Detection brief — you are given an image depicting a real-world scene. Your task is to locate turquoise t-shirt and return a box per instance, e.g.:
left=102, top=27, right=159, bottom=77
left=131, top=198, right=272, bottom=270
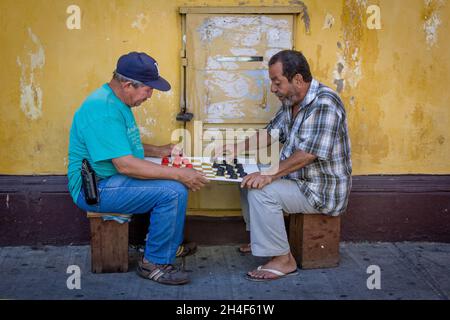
left=67, top=83, right=145, bottom=202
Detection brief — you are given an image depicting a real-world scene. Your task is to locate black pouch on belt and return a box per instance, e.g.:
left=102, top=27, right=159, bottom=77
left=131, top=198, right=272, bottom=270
left=81, top=159, right=99, bottom=205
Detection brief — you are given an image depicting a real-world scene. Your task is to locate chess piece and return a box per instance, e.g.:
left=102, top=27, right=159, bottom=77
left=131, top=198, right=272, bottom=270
left=173, top=155, right=182, bottom=167
left=161, top=157, right=170, bottom=166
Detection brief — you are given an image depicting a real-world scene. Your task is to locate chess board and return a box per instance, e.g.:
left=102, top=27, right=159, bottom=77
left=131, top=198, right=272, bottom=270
left=145, top=156, right=259, bottom=183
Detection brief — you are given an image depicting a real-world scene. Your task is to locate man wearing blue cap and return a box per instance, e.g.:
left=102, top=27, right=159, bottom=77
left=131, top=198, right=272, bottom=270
left=67, top=52, right=209, bottom=285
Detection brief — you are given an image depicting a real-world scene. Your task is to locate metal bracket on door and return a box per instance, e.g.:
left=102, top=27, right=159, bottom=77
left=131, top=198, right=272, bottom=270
left=177, top=14, right=193, bottom=124
left=216, top=56, right=263, bottom=62
left=260, top=83, right=268, bottom=109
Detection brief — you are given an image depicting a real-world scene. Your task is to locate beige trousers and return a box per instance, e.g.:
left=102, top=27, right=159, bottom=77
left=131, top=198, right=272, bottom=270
left=240, top=179, right=320, bottom=257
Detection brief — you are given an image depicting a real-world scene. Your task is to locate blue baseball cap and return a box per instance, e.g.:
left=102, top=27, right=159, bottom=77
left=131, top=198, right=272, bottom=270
left=116, top=52, right=171, bottom=91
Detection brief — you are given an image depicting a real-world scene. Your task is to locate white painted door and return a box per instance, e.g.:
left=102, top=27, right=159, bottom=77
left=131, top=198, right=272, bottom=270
left=184, top=13, right=294, bottom=213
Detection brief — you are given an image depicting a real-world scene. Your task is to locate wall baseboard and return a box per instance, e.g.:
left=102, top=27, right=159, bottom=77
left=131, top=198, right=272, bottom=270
left=1, top=175, right=449, bottom=245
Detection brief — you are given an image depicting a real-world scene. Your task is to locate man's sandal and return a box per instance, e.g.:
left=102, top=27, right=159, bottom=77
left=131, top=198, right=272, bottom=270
left=176, top=242, right=197, bottom=271
left=245, top=265, right=299, bottom=282
left=130, top=242, right=197, bottom=257
left=237, top=243, right=252, bottom=254
left=176, top=242, right=197, bottom=258
left=137, top=259, right=190, bottom=285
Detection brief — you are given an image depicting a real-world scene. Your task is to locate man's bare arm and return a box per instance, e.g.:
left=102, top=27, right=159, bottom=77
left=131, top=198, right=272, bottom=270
left=270, top=149, right=317, bottom=179
left=143, top=143, right=180, bottom=158
left=241, top=149, right=317, bottom=189
left=142, top=144, right=160, bottom=157
left=233, top=130, right=277, bottom=155
left=112, top=155, right=208, bottom=191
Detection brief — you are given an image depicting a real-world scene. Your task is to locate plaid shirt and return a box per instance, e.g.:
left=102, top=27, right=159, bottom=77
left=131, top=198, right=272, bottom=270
left=266, top=79, right=352, bottom=215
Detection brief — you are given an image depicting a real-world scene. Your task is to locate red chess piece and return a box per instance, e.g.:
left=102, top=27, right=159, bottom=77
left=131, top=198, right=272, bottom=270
left=161, top=157, right=170, bottom=165
left=186, top=164, right=193, bottom=169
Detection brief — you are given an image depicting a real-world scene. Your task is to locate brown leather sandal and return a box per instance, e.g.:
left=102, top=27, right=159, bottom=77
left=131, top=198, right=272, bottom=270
left=176, top=242, right=197, bottom=258
left=237, top=243, right=252, bottom=254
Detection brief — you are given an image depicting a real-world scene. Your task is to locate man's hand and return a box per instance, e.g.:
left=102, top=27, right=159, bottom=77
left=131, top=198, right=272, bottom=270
left=240, top=172, right=274, bottom=189
left=178, top=168, right=209, bottom=192
left=158, top=144, right=182, bottom=158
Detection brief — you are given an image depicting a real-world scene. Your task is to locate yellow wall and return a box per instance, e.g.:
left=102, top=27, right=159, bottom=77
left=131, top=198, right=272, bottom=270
left=1, top=0, right=449, bottom=175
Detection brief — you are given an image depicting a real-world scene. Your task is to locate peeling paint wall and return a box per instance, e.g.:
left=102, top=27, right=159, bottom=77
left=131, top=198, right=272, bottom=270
left=423, top=0, right=445, bottom=48
left=0, top=0, right=449, bottom=175
left=302, top=0, right=449, bottom=174
left=0, top=0, right=181, bottom=174
left=17, top=28, right=45, bottom=120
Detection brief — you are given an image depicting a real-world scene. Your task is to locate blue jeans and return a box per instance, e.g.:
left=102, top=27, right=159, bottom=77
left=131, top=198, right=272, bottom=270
left=76, top=174, right=188, bottom=265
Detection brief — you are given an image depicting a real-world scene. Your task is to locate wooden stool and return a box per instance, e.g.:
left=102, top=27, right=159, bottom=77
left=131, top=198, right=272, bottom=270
left=87, top=212, right=130, bottom=273
left=288, top=214, right=341, bottom=269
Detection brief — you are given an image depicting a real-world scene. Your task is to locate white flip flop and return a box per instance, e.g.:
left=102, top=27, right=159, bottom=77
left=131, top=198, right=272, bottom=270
left=245, top=265, right=299, bottom=282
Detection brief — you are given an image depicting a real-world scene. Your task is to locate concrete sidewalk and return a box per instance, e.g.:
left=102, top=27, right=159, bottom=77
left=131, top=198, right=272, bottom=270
left=0, top=242, right=449, bottom=300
